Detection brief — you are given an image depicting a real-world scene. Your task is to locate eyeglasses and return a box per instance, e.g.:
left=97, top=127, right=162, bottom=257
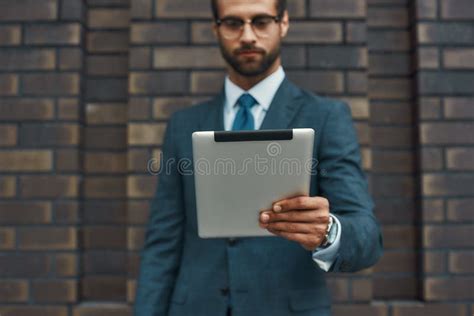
left=215, top=15, right=281, bottom=40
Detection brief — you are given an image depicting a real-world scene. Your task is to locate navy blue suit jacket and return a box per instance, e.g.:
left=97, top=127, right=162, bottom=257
left=135, top=78, right=383, bottom=316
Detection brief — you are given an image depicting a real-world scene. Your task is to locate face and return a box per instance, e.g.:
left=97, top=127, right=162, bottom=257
left=213, top=0, right=289, bottom=78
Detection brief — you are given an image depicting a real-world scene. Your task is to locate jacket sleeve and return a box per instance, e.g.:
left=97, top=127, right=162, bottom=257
left=317, top=101, right=383, bottom=273
left=134, top=113, right=185, bottom=315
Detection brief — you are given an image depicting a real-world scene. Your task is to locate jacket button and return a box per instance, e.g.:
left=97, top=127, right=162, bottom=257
left=220, top=288, right=229, bottom=296
left=227, top=238, right=237, bottom=246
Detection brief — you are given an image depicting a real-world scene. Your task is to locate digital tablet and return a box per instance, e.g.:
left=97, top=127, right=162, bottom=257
left=192, top=128, right=315, bottom=238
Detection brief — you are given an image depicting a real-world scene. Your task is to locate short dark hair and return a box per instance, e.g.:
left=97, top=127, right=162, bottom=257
left=211, top=0, right=287, bottom=21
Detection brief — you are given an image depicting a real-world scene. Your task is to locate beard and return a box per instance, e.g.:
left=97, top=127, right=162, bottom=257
left=219, top=42, right=281, bottom=77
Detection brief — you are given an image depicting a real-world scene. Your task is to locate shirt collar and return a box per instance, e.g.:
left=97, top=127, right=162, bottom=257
left=224, top=66, right=285, bottom=113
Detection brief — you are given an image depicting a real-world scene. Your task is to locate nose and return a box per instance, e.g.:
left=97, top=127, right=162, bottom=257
left=240, top=21, right=257, bottom=43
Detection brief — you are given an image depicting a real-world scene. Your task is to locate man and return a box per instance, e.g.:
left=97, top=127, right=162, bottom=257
left=135, top=0, right=383, bottom=315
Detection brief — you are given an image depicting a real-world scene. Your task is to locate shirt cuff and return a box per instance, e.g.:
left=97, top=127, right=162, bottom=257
left=311, top=214, right=342, bottom=272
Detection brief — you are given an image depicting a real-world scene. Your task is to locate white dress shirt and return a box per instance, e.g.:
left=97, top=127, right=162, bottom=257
left=223, top=66, right=342, bottom=271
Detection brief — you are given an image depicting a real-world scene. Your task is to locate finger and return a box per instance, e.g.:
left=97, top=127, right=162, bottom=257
left=264, top=210, right=329, bottom=224
left=273, top=196, right=329, bottom=213
left=266, top=221, right=326, bottom=234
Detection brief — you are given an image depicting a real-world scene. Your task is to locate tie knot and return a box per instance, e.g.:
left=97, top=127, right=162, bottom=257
left=237, top=93, right=257, bottom=110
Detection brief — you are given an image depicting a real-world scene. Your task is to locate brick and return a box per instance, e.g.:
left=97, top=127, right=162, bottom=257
left=83, top=227, right=126, bottom=249
left=0, top=228, right=15, bottom=249
left=20, top=123, right=80, bottom=146
left=445, top=97, right=474, bottom=118
left=55, top=201, right=79, bottom=224
left=355, top=123, right=370, bottom=145
left=56, top=149, right=80, bottom=171
left=333, top=305, right=387, bottom=316
left=369, top=78, right=412, bottom=100
left=18, top=227, right=77, bottom=250
left=375, top=251, right=415, bottom=273
left=425, top=277, right=474, bottom=300
left=59, top=48, right=82, bottom=70
left=0, top=74, right=18, bottom=96
left=129, top=97, right=152, bottom=120
left=155, top=0, right=211, bottom=18
left=83, top=201, right=127, bottom=224
left=418, top=23, right=474, bottom=44
left=286, top=22, right=342, bottom=43
left=0, top=98, right=54, bottom=120
left=129, top=71, right=187, bottom=95
left=128, top=149, right=153, bottom=172
left=281, top=46, right=306, bottom=68
left=418, top=47, right=439, bottom=69
left=0, top=150, right=52, bottom=172
left=85, top=153, right=126, bottom=174
left=420, top=72, right=474, bottom=94
left=131, top=22, right=187, bottom=44
left=443, top=48, right=474, bottom=69
left=424, top=225, right=474, bottom=248
left=60, top=0, right=83, bottom=20
left=371, top=150, right=414, bottom=173
left=84, top=251, right=127, bottom=274
left=374, top=276, right=417, bottom=299
left=128, top=280, right=136, bottom=303
left=23, top=73, right=80, bottom=96
left=424, top=251, right=447, bottom=273
left=327, top=278, right=349, bottom=302
left=0, top=176, right=15, bottom=197
left=88, top=9, right=129, bottom=29
left=0, top=201, right=51, bottom=224
left=419, top=97, right=441, bottom=119
left=449, top=251, right=474, bottom=274
left=88, top=0, right=129, bottom=5
left=86, top=103, right=127, bottom=124
left=382, top=225, right=416, bottom=248
left=441, top=0, right=474, bottom=19
left=191, top=22, right=216, bottom=44
left=0, top=125, right=17, bottom=146
left=339, top=97, right=369, bottom=119
left=154, top=47, right=224, bottom=69
left=130, top=47, right=152, bottom=69
left=369, top=53, right=410, bottom=75
left=87, top=31, right=129, bottom=53
left=0, top=0, right=57, bottom=21
left=351, top=278, right=372, bottom=301
left=447, top=199, right=474, bottom=222
left=370, top=126, right=413, bottom=148
left=420, top=148, right=443, bottom=171
left=0, top=306, right=68, bottom=316
left=84, top=177, right=126, bottom=198
left=422, top=198, right=445, bottom=222
left=55, top=253, right=78, bottom=277
left=370, top=102, right=413, bottom=124
left=87, top=56, right=128, bottom=76
left=127, top=200, right=150, bottom=224
left=0, top=25, right=21, bottom=45
left=127, top=176, right=155, bottom=198
left=128, top=123, right=166, bottom=145
left=308, top=47, right=367, bottom=69
left=73, top=304, right=132, bottom=316
left=346, top=22, right=366, bottom=43
left=25, top=23, right=81, bottom=45
left=0, top=49, right=55, bottom=70
left=85, top=127, right=126, bottom=150
left=310, top=0, right=366, bottom=18
left=0, top=254, right=51, bottom=277
left=347, top=72, right=367, bottom=93
left=447, top=148, right=474, bottom=171
left=58, top=98, right=79, bottom=120
left=190, top=71, right=225, bottom=94
left=374, top=201, right=415, bottom=225
left=128, top=227, right=145, bottom=251
left=421, top=123, right=474, bottom=145
left=0, top=280, right=28, bottom=302
left=32, top=280, right=77, bottom=303
left=424, top=174, right=474, bottom=196
left=20, top=175, right=79, bottom=198
left=417, top=0, right=437, bottom=19
left=287, top=71, right=344, bottom=94
left=368, top=30, right=410, bottom=52
left=368, top=7, right=408, bottom=27
left=153, top=97, right=200, bottom=119
left=86, top=78, right=128, bottom=102
left=392, top=303, right=467, bottom=316
left=131, top=0, right=152, bottom=19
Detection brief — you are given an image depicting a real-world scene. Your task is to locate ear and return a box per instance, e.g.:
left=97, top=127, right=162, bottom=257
left=279, top=10, right=289, bottom=38
left=212, top=21, right=218, bottom=38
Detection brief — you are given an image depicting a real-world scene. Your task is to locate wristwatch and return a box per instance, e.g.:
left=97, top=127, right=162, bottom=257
left=320, top=215, right=338, bottom=248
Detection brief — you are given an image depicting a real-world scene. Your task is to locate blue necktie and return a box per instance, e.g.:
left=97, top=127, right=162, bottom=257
left=232, top=93, right=257, bottom=131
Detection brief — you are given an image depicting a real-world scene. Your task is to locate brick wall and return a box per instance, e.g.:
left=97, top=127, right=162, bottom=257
left=0, top=0, right=472, bottom=315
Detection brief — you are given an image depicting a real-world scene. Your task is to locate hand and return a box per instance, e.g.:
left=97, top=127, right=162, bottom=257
left=258, top=195, right=330, bottom=251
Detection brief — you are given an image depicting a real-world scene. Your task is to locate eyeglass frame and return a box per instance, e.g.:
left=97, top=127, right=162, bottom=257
left=215, top=14, right=282, bottom=39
